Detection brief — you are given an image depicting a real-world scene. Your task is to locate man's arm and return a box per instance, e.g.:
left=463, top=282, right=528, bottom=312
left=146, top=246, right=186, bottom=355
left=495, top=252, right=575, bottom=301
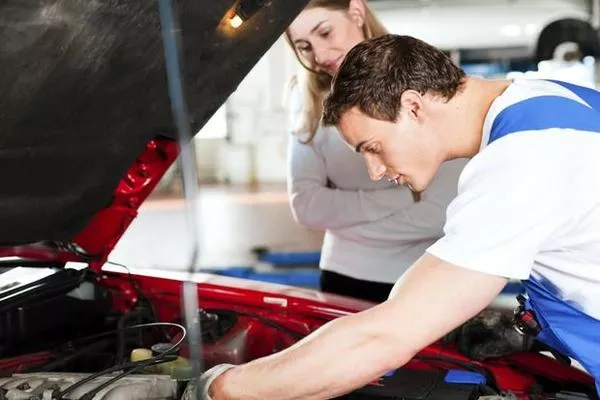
left=209, top=254, right=508, bottom=400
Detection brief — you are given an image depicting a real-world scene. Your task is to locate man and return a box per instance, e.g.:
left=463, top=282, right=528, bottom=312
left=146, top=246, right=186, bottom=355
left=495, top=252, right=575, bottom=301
left=201, top=34, right=600, bottom=399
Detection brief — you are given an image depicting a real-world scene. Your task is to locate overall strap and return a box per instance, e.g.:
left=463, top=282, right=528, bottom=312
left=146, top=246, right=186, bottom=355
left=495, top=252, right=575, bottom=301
left=489, top=80, right=600, bottom=145
left=489, top=95, right=600, bottom=144
left=547, top=79, right=600, bottom=111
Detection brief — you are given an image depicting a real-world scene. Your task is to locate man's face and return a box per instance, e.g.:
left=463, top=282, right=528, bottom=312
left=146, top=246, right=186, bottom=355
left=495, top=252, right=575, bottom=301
left=338, top=106, right=443, bottom=192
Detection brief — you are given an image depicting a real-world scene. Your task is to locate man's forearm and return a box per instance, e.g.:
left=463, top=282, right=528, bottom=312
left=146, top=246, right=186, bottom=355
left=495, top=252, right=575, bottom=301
left=211, top=304, right=412, bottom=400
left=209, top=255, right=508, bottom=400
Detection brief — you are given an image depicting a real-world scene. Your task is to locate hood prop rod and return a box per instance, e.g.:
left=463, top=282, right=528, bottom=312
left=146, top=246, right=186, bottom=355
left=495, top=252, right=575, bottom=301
left=157, top=0, right=203, bottom=397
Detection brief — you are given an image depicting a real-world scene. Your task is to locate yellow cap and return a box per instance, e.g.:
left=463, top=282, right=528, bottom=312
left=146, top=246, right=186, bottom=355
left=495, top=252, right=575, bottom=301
left=130, top=348, right=153, bottom=362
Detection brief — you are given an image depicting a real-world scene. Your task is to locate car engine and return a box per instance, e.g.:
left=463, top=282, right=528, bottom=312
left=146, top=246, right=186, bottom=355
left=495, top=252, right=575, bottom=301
left=0, top=373, right=178, bottom=400
left=0, top=268, right=596, bottom=400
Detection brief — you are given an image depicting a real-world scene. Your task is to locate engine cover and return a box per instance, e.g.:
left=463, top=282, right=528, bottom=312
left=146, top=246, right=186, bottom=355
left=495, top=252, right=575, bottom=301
left=0, top=372, right=178, bottom=400
left=347, top=368, right=484, bottom=400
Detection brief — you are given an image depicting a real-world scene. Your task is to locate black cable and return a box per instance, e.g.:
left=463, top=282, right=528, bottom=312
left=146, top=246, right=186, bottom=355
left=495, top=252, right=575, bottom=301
left=60, top=355, right=178, bottom=400
left=105, top=260, right=168, bottom=342
left=116, top=309, right=146, bottom=365
left=95, top=260, right=172, bottom=362
left=206, top=308, right=305, bottom=340
left=56, top=322, right=186, bottom=399
left=78, top=355, right=179, bottom=400
left=104, top=261, right=139, bottom=364
left=105, top=261, right=143, bottom=297
left=20, top=264, right=157, bottom=373
left=26, top=338, right=115, bottom=373
left=62, top=322, right=183, bottom=350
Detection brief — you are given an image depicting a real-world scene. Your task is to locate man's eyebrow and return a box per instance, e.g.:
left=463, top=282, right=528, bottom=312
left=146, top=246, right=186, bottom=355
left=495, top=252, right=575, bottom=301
left=355, top=140, right=368, bottom=153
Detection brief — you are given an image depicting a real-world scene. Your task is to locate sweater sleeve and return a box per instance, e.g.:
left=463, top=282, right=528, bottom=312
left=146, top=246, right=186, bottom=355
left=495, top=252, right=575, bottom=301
left=329, top=158, right=465, bottom=244
left=286, top=136, right=418, bottom=230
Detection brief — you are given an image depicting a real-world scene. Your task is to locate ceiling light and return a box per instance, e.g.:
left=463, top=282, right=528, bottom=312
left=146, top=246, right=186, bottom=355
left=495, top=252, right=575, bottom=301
left=228, top=0, right=268, bottom=28
left=229, top=14, right=244, bottom=28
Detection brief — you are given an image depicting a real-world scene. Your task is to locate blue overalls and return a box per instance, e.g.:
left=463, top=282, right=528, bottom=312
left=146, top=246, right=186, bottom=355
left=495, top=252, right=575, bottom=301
left=488, top=80, right=600, bottom=393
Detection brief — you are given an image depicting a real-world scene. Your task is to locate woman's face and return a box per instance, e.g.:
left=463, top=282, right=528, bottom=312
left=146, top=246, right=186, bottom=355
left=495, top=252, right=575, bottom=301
left=288, top=5, right=365, bottom=76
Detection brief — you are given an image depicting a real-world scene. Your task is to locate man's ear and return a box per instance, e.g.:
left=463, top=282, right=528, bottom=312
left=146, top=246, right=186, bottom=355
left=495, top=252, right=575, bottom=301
left=348, top=0, right=366, bottom=27
left=400, top=90, right=424, bottom=121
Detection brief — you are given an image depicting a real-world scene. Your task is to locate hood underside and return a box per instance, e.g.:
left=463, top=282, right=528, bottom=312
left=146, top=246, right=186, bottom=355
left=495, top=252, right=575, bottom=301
left=0, top=0, right=307, bottom=249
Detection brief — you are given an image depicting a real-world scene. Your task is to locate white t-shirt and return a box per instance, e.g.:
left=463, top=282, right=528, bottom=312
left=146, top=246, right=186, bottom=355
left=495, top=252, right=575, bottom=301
left=427, top=79, right=600, bottom=319
left=287, top=85, right=466, bottom=284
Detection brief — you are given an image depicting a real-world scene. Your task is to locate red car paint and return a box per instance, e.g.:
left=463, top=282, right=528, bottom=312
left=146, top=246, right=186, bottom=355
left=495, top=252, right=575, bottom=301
left=74, top=137, right=180, bottom=266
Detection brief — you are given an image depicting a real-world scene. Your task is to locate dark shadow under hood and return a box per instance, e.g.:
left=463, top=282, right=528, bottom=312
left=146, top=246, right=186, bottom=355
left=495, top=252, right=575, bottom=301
left=0, top=0, right=308, bottom=247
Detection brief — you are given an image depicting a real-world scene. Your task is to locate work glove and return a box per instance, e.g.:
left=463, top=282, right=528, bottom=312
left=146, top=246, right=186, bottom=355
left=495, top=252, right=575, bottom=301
left=182, top=364, right=236, bottom=400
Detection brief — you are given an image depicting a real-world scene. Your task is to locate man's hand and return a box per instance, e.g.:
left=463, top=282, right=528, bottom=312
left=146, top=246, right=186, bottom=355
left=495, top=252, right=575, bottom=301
left=205, top=254, right=508, bottom=400
left=198, top=364, right=235, bottom=400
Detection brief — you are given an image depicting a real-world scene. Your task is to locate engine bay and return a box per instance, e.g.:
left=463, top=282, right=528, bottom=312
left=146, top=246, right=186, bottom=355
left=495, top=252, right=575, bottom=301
left=0, top=266, right=596, bottom=400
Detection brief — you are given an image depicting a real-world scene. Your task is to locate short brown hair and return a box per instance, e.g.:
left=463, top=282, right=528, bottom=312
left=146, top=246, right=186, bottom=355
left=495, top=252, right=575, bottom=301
left=323, top=34, right=465, bottom=126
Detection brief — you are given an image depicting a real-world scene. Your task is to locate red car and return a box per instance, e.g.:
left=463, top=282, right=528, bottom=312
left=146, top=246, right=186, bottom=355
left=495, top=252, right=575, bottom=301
left=0, top=1, right=596, bottom=399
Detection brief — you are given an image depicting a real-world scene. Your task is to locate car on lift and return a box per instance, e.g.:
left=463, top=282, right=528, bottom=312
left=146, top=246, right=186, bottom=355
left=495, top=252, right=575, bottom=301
left=0, top=1, right=597, bottom=399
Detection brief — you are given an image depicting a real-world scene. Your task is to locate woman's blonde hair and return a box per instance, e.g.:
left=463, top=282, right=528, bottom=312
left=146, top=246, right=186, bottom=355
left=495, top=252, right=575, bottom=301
left=284, top=0, right=387, bottom=143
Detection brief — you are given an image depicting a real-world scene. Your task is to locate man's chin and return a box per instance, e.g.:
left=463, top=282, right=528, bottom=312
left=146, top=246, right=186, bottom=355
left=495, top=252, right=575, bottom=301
left=408, top=178, right=432, bottom=193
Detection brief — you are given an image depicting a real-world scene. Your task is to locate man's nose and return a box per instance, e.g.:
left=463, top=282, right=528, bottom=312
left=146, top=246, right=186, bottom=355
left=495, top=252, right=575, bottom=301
left=365, top=155, right=386, bottom=181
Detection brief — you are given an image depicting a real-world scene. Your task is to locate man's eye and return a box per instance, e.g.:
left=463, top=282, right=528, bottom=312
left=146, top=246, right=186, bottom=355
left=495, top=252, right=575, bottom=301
left=365, top=147, right=380, bottom=154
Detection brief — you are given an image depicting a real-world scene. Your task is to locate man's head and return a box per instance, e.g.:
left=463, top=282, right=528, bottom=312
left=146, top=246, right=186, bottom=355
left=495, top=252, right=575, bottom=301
left=323, top=34, right=466, bottom=191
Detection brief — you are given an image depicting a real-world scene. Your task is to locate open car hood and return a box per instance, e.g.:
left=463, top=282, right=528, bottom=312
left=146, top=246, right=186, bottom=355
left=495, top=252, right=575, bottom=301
left=0, top=0, right=308, bottom=266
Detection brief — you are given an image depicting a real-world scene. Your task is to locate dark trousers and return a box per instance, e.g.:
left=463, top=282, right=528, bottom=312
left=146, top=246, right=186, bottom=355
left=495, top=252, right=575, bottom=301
left=320, top=270, right=394, bottom=304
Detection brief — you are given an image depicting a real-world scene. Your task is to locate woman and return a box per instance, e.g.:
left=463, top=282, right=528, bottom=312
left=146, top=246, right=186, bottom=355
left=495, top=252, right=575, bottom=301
left=284, top=0, right=466, bottom=303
